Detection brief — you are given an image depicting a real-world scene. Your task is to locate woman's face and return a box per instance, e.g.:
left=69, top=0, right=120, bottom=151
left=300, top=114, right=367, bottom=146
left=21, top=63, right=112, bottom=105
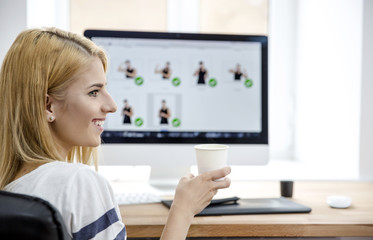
left=50, top=57, right=117, bottom=154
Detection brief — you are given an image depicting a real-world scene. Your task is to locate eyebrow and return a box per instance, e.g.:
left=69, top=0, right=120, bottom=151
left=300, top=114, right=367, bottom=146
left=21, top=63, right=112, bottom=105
left=87, top=83, right=106, bottom=89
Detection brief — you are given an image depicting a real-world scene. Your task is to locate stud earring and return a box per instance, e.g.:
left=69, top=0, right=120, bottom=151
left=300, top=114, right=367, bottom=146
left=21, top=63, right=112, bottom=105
left=49, top=116, right=55, bottom=121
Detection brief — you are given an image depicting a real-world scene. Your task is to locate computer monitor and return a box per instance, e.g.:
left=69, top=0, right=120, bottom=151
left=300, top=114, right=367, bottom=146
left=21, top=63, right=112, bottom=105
left=84, top=30, right=269, bottom=190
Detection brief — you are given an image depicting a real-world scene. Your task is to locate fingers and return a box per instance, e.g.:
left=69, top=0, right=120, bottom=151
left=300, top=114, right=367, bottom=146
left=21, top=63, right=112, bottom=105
left=179, top=173, right=195, bottom=183
left=213, top=177, right=231, bottom=189
left=203, top=166, right=231, bottom=181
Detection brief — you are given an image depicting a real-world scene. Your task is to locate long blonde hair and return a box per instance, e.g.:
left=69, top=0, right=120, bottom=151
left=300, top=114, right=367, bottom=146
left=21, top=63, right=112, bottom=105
left=0, top=28, right=107, bottom=189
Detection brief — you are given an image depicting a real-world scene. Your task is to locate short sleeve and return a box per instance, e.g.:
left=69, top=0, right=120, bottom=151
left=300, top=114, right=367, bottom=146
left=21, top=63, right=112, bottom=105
left=62, top=166, right=126, bottom=240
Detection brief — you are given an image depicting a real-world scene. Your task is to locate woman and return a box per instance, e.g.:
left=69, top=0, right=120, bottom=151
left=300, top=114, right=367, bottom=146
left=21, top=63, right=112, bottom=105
left=122, top=99, right=133, bottom=124
left=118, top=60, right=137, bottom=79
left=155, top=61, right=172, bottom=79
left=159, top=100, right=171, bottom=125
left=0, top=28, right=231, bottom=239
left=229, top=63, right=248, bottom=81
left=193, top=61, right=208, bottom=85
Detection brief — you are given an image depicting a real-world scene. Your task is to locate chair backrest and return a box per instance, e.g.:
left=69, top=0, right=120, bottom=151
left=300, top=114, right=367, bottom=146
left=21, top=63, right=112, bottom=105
left=0, top=190, right=71, bottom=240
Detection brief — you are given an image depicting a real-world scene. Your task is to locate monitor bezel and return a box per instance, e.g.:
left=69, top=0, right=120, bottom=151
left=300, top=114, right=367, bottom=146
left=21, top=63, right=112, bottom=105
left=84, top=30, right=268, bottom=145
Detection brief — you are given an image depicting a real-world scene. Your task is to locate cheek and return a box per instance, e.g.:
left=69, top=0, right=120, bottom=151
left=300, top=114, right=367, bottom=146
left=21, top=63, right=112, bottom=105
left=60, top=101, right=93, bottom=130
left=70, top=104, right=94, bottom=127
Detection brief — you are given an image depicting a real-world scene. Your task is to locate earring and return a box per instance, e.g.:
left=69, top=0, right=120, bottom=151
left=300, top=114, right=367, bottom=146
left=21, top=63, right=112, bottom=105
left=49, top=116, right=55, bottom=122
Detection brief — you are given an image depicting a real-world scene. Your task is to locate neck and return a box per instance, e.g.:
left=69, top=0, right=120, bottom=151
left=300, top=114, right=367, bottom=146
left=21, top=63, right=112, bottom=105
left=51, top=135, right=70, bottom=160
left=13, top=162, right=44, bottom=181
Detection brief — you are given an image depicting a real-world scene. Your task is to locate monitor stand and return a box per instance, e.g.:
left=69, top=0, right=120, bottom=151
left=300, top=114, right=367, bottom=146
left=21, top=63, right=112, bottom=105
left=149, top=166, right=191, bottom=194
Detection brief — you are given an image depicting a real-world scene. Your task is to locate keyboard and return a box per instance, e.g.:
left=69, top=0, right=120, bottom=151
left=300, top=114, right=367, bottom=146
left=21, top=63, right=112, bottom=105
left=114, top=191, right=162, bottom=205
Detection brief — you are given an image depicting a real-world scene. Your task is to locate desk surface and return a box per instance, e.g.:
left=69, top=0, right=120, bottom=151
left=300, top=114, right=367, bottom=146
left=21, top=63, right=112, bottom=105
left=117, top=181, right=373, bottom=238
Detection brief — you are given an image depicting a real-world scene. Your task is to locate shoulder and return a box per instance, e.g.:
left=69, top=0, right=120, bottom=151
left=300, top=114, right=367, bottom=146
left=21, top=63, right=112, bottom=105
left=5, top=161, right=97, bottom=192
left=40, top=161, right=108, bottom=188
left=20, top=161, right=115, bottom=211
left=38, top=160, right=91, bottom=174
left=49, top=162, right=113, bottom=202
left=38, top=162, right=114, bottom=206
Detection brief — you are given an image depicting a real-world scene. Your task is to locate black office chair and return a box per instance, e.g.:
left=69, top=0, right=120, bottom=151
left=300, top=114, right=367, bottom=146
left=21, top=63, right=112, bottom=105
left=0, top=190, right=71, bottom=240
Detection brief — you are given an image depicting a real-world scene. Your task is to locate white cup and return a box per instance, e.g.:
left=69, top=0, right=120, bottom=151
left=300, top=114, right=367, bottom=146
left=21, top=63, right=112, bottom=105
left=194, top=144, right=229, bottom=176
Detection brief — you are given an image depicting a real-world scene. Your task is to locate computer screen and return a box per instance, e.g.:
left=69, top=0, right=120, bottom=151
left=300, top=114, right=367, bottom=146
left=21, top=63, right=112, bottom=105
left=84, top=30, right=269, bottom=188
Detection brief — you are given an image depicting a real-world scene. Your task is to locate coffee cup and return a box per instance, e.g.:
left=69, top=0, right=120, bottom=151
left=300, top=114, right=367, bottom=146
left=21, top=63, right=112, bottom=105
left=194, top=144, right=229, bottom=176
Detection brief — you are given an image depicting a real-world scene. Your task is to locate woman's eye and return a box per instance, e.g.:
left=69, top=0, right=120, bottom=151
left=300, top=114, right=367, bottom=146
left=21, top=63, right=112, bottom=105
left=88, top=90, right=99, bottom=97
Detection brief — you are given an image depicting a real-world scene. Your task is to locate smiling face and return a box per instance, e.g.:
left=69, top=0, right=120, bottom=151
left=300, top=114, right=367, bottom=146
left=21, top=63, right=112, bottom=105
left=49, top=57, right=117, bottom=156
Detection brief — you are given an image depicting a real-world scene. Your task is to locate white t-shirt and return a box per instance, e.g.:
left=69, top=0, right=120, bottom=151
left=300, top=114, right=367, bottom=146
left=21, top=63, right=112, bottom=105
left=4, top=161, right=126, bottom=240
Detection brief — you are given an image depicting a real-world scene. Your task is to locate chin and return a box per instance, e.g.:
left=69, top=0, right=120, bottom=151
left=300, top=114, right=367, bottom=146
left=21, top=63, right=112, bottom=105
left=88, top=143, right=101, bottom=148
left=91, top=140, right=101, bottom=147
left=86, top=137, right=101, bottom=148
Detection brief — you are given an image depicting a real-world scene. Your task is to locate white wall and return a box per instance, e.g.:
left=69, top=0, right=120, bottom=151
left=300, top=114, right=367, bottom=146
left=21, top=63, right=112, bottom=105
left=359, top=0, right=373, bottom=181
left=294, top=0, right=362, bottom=179
left=27, top=0, right=69, bottom=30
left=268, top=0, right=298, bottom=160
left=0, top=0, right=27, bottom=64
left=0, top=0, right=69, bottom=65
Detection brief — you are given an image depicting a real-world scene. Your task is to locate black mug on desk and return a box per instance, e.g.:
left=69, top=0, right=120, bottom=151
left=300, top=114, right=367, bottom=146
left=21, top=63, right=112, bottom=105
left=280, top=180, right=294, bottom=198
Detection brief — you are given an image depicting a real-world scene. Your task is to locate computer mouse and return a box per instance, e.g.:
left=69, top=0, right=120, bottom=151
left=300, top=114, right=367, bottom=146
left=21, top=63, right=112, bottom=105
left=327, top=195, right=351, bottom=208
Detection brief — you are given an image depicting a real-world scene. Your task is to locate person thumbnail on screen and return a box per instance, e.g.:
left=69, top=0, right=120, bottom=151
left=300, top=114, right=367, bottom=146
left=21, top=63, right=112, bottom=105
left=118, top=60, right=137, bottom=79
left=159, top=100, right=171, bottom=125
left=155, top=61, right=172, bottom=79
left=229, top=63, right=248, bottom=81
left=193, top=61, right=208, bottom=85
left=122, top=99, right=133, bottom=124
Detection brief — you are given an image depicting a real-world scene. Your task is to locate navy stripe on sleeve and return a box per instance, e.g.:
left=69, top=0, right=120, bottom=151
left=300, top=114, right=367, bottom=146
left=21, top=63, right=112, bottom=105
left=72, top=208, right=119, bottom=240
left=114, top=227, right=126, bottom=240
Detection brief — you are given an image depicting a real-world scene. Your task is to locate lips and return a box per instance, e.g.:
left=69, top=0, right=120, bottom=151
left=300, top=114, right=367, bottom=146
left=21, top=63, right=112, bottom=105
left=93, top=119, right=105, bottom=127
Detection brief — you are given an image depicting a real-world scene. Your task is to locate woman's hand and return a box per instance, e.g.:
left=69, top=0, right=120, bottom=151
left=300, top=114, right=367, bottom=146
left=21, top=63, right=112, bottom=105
left=160, top=167, right=231, bottom=240
left=172, top=166, right=231, bottom=219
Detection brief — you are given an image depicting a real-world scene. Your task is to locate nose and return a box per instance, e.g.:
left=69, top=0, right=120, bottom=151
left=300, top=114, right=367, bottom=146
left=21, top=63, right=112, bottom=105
left=102, top=92, right=117, bottom=113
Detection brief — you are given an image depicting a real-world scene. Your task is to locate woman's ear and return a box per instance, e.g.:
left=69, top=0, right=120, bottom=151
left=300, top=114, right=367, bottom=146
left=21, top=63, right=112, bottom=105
left=45, top=94, right=55, bottom=122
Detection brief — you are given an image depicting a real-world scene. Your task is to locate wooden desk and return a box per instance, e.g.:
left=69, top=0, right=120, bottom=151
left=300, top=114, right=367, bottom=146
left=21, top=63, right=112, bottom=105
left=118, top=181, right=373, bottom=238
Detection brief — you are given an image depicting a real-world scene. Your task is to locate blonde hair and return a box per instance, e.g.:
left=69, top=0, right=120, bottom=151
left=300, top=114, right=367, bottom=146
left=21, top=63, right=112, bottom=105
left=0, top=27, right=107, bottom=189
